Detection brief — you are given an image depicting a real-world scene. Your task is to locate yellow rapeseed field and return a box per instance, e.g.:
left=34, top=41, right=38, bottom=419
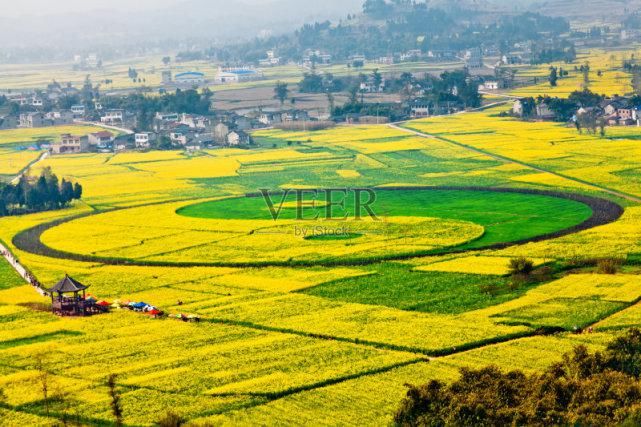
left=2, top=50, right=641, bottom=424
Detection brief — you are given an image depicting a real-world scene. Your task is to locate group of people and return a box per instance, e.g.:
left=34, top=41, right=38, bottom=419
left=1, top=247, right=45, bottom=295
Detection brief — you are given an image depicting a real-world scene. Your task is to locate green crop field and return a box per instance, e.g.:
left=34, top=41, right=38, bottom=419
left=178, top=188, right=594, bottom=254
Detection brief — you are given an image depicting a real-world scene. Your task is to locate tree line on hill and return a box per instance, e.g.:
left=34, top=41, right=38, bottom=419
left=0, top=168, right=82, bottom=217
left=395, top=328, right=641, bottom=426
left=193, top=1, right=572, bottom=66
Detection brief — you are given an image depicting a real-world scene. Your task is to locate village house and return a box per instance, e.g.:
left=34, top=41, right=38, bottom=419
left=31, top=97, right=44, bottom=107
left=257, top=112, right=282, bottom=126
left=45, top=111, right=74, bottom=125
left=135, top=132, right=156, bottom=149
left=536, top=102, right=555, bottom=120
left=227, top=130, right=251, bottom=146
left=400, top=50, right=422, bottom=62
left=180, top=114, right=211, bottom=130
left=360, top=76, right=386, bottom=93
left=19, top=112, right=46, bottom=128
left=101, top=109, right=124, bottom=125
left=478, top=81, right=500, bottom=91
left=302, top=50, right=332, bottom=67
left=88, top=131, right=115, bottom=147
left=464, top=48, right=484, bottom=69
left=213, top=123, right=230, bottom=143
left=153, top=112, right=181, bottom=132
left=71, top=104, right=86, bottom=117
left=52, top=134, right=88, bottom=154
left=259, top=50, right=281, bottom=67
left=378, top=56, right=395, bottom=65
left=409, top=100, right=430, bottom=118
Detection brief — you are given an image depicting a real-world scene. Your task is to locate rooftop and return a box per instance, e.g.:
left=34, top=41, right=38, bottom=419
left=47, top=275, right=89, bottom=294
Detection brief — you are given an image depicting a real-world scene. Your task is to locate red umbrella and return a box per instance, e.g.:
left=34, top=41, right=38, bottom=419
left=97, top=301, right=111, bottom=307
left=149, top=309, right=162, bottom=316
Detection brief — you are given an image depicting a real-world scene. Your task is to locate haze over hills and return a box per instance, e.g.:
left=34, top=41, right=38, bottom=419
left=0, top=0, right=362, bottom=50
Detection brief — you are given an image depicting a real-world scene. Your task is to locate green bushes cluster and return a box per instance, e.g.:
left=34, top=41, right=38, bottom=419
left=395, top=329, right=641, bottom=426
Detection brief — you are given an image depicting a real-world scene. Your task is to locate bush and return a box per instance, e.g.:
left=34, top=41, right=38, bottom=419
left=508, top=257, right=535, bottom=276
left=156, top=411, right=184, bottom=427
left=394, top=329, right=641, bottom=427
left=598, top=258, right=623, bottom=274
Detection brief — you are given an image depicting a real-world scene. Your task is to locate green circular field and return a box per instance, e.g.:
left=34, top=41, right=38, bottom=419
left=178, top=188, right=594, bottom=253
left=18, top=187, right=609, bottom=267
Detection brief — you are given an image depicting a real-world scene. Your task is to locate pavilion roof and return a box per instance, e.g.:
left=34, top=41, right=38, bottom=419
left=47, top=275, right=89, bottom=294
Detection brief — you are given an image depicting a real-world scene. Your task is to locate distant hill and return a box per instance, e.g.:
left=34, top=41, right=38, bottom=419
left=0, top=0, right=362, bottom=50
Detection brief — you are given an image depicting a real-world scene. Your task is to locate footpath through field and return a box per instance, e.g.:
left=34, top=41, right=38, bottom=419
left=0, top=241, right=46, bottom=296
left=389, top=123, right=641, bottom=204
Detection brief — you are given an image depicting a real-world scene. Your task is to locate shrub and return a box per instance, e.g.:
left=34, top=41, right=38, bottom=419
left=156, top=411, right=184, bottom=427
left=597, top=258, right=623, bottom=274
left=394, top=329, right=641, bottom=427
left=508, top=257, right=535, bottom=276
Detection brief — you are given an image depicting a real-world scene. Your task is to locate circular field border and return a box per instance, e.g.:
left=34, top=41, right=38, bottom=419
left=13, top=186, right=624, bottom=268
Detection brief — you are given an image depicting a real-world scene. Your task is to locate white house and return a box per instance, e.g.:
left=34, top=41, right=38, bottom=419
left=478, top=81, right=499, bottom=91
left=88, top=131, right=115, bottom=147
left=135, top=133, right=156, bottom=148
left=71, top=105, right=86, bottom=117
left=410, top=102, right=430, bottom=118
left=227, top=131, right=250, bottom=146
left=101, top=109, right=124, bottom=124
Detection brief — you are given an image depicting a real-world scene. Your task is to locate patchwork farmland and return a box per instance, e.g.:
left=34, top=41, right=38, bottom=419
left=2, top=51, right=641, bottom=425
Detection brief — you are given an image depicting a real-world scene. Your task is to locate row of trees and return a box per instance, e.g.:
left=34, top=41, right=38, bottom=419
left=395, top=329, right=641, bottom=426
left=0, top=168, right=82, bottom=217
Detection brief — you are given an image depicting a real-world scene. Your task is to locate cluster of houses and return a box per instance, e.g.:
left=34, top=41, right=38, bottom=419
left=512, top=96, right=641, bottom=126
left=151, top=112, right=252, bottom=150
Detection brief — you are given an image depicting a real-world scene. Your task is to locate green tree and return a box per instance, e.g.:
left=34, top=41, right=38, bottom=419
left=274, top=82, right=289, bottom=106
left=549, top=66, right=558, bottom=87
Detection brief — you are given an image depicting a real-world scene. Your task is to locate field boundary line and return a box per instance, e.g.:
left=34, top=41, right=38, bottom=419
left=389, top=123, right=641, bottom=204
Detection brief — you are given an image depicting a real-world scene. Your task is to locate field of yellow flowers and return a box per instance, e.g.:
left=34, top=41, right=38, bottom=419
left=2, top=49, right=641, bottom=425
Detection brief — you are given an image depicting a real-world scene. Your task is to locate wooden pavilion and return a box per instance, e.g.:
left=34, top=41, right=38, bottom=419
left=47, top=275, right=96, bottom=316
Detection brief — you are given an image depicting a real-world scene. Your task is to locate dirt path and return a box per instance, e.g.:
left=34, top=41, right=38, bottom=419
left=389, top=123, right=641, bottom=204
left=10, top=151, right=49, bottom=185
left=0, top=241, right=47, bottom=296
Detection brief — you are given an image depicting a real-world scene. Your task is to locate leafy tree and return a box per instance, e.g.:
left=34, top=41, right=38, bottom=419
left=274, top=82, right=289, bottom=106
left=549, top=66, right=558, bottom=87
left=162, top=56, right=171, bottom=66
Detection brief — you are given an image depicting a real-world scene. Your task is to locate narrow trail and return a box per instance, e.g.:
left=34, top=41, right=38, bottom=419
left=389, top=123, right=641, bottom=204
left=10, top=151, right=49, bottom=185
left=0, top=241, right=47, bottom=296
